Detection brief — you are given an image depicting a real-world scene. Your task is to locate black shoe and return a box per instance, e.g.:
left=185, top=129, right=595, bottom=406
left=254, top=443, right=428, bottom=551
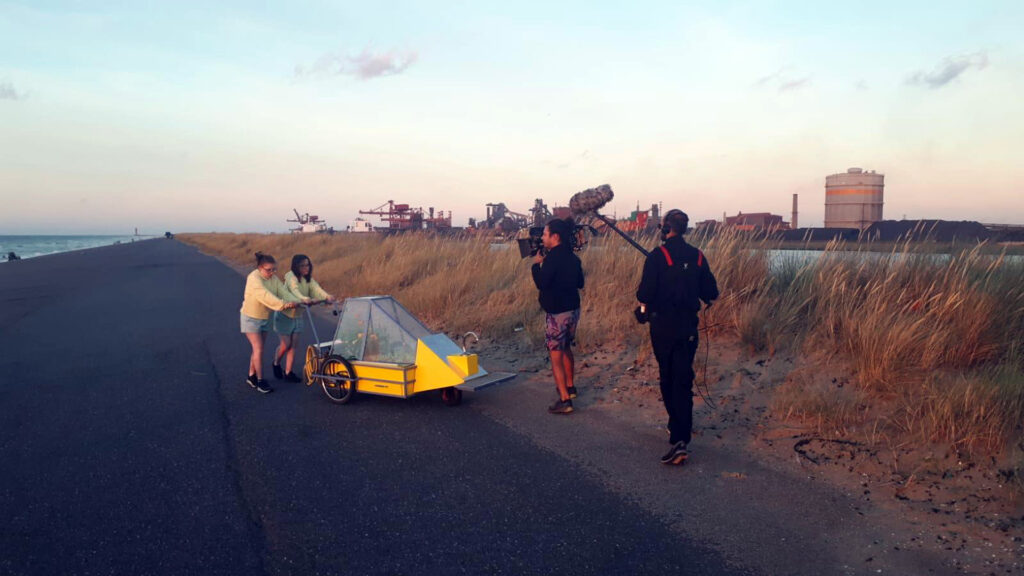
left=256, top=379, right=273, bottom=394
left=548, top=399, right=574, bottom=414
left=246, top=374, right=258, bottom=389
left=567, top=386, right=578, bottom=399
left=285, top=372, right=302, bottom=383
left=272, top=363, right=284, bottom=380
left=660, top=441, right=688, bottom=465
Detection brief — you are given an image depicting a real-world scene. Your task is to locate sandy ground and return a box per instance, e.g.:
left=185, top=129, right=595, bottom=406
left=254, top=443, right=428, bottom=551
left=473, top=330, right=1023, bottom=576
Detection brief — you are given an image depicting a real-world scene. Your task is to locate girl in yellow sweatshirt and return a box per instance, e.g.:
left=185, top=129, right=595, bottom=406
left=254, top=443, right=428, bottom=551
left=241, top=252, right=301, bottom=394
left=272, top=254, right=336, bottom=382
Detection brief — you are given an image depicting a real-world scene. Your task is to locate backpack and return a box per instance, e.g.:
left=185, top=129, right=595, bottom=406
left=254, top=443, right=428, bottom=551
left=658, top=245, right=702, bottom=321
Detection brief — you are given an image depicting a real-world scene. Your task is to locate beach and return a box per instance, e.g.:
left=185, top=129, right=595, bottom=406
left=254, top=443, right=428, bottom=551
left=0, top=238, right=1018, bottom=576
left=0, top=235, right=145, bottom=260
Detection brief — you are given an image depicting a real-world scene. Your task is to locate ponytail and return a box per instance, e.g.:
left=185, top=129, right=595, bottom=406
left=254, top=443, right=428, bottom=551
left=255, top=252, right=276, bottom=267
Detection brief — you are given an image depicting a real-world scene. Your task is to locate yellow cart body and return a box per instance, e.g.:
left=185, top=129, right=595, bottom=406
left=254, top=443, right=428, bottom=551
left=311, top=296, right=514, bottom=403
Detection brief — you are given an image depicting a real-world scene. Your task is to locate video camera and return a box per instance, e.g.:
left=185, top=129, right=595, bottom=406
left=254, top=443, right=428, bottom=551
left=517, top=227, right=546, bottom=258
left=516, top=224, right=593, bottom=258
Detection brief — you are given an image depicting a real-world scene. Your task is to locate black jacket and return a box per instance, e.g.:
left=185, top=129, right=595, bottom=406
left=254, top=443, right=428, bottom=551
left=636, top=236, right=718, bottom=330
left=532, top=243, right=584, bottom=314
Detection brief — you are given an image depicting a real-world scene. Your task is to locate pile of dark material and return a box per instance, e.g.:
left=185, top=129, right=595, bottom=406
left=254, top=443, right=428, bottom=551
left=863, top=220, right=990, bottom=242
left=987, top=227, right=1024, bottom=242
left=778, top=228, right=859, bottom=242
left=772, top=220, right=1000, bottom=243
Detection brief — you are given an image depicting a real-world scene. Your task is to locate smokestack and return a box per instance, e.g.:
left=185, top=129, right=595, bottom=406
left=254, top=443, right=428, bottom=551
left=792, top=193, right=799, bottom=230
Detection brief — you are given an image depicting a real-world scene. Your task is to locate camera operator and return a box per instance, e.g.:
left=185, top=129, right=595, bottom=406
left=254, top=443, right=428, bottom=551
left=636, top=209, right=718, bottom=464
left=531, top=217, right=584, bottom=415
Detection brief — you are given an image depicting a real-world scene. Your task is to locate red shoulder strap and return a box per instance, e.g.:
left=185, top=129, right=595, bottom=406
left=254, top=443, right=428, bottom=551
left=697, top=250, right=704, bottom=267
left=659, top=245, right=673, bottom=267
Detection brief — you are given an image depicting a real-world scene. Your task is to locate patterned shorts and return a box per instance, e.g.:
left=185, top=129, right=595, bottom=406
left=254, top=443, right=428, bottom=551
left=545, top=309, right=580, bottom=351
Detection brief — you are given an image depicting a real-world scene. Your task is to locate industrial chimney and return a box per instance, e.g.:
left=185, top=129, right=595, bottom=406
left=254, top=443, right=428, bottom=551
left=792, top=194, right=798, bottom=230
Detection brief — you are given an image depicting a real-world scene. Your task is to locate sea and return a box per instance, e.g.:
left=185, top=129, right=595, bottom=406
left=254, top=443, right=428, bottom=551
left=0, top=235, right=149, bottom=261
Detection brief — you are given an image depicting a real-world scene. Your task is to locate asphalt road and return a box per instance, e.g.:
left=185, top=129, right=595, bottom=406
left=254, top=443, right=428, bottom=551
left=0, top=240, right=751, bottom=576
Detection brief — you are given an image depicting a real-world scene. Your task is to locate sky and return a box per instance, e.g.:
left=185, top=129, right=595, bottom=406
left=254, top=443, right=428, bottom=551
left=1, top=1, right=1022, bottom=234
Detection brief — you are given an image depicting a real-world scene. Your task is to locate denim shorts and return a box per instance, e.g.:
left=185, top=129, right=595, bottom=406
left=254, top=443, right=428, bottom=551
left=240, top=312, right=270, bottom=334
left=544, top=309, right=580, bottom=351
left=272, top=311, right=305, bottom=335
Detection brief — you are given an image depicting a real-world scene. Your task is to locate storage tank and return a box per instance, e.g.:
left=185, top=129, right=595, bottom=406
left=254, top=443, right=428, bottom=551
left=824, top=167, right=884, bottom=230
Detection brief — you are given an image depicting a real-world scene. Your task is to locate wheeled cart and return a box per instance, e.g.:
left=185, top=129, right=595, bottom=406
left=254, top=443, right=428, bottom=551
left=303, top=296, right=515, bottom=406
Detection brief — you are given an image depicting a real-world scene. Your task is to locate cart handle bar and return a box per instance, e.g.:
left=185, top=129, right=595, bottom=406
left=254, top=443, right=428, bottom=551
left=462, top=332, right=479, bottom=353
left=302, top=300, right=342, bottom=349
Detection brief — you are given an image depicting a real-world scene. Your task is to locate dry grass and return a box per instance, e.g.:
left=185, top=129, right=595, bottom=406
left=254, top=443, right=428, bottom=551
left=774, top=364, right=870, bottom=438
left=767, top=239, right=1024, bottom=459
left=180, top=232, right=540, bottom=341
left=180, top=230, right=1024, bottom=461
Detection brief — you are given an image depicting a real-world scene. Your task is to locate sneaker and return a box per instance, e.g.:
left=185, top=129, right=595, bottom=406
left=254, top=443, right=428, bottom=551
left=246, top=374, right=258, bottom=389
left=567, top=386, right=578, bottom=399
left=272, top=363, right=284, bottom=380
left=548, top=399, right=574, bottom=415
left=660, top=441, right=688, bottom=465
left=285, top=372, right=302, bottom=383
left=255, top=379, right=274, bottom=394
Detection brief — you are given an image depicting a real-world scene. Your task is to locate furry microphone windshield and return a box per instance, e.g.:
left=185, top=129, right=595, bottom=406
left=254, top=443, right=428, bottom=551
left=569, top=184, right=614, bottom=216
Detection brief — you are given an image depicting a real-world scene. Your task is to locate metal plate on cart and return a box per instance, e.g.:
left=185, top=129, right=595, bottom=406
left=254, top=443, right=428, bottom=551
left=455, top=371, right=517, bottom=391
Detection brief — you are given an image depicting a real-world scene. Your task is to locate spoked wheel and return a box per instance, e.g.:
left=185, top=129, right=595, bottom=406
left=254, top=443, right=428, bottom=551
left=321, top=355, right=356, bottom=404
left=440, top=387, right=463, bottom=407
left=303, top=345, right=320, bottom=386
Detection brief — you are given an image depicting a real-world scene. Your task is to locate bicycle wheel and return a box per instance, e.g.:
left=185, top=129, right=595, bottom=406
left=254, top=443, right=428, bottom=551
left=303, top=345, right=319, bottom=386
left=321, top=355, right=356, bottom=404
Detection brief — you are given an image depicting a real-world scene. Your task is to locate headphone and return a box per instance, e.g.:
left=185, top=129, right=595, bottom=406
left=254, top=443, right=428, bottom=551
left=661, top=209, right=689, bottom=236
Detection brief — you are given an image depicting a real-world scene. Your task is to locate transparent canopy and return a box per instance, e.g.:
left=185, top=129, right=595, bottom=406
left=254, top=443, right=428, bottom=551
left=330, top=296, right=432, bottom=364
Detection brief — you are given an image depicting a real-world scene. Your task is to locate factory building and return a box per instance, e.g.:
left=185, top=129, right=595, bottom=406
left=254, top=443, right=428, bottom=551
left=695, top=212, right=789, bottom=235
left=725, top=212, right=787, bottom=230
left=615, top=203, right=661, bottom=233
left=824, top=167, right=884, bottom=230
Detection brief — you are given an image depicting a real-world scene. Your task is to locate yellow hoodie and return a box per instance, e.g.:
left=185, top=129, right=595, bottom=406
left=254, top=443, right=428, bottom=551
left=281, top=270, right=333, bottom=318
left=240, top=269, right=301, bottom=319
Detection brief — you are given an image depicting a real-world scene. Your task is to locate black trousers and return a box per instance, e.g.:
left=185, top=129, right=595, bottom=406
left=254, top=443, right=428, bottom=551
left=650, top=321, right=699, bottom=445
